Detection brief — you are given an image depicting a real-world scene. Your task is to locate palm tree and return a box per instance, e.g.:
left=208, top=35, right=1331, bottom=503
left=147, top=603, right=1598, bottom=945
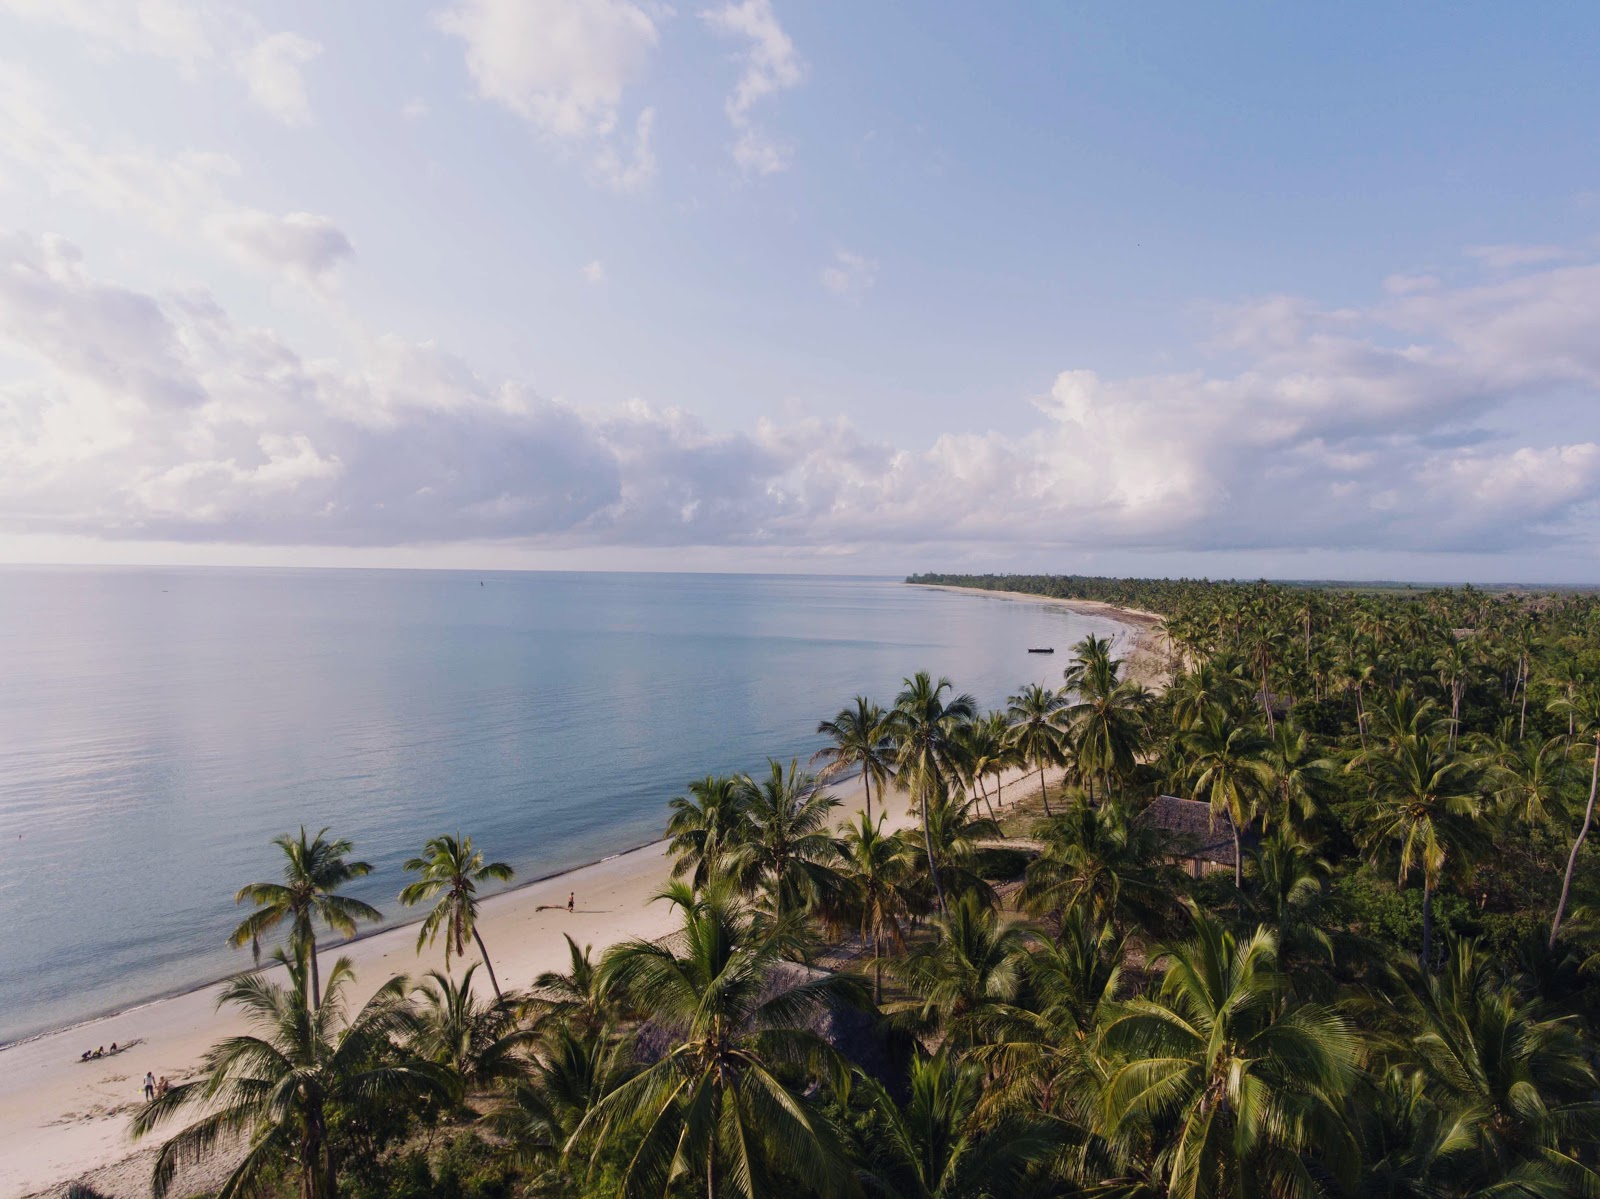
left=724, top=758, right=842, bottom=923
left=1433, top=637, right=1475, bottom=750
left=409, top=964, right=530, bottom=1094
left=856, top=1051, right=1063, bottom=1199
left=1181, top=714, right=1272, bottom=889
left=892, top=891, right=1036, bottom=1049
left=1353, top=736, right=1485, bottom=970
left=132, top=955, right=452, bottom=1199
left=228, top=827, right=381, bottom=1009
left=524, top=933, right=628, bottom=1038
left=1552, top=729, right=1600, bottom=948
left=891, top=671, right=978, bottom=915
left=492, top=1024, right=634, bottom=1185
left=1390, top=937, right=1600, bottom=1194
left=1260, top=721, right=1335, bottom=837
left=398, top=832, right=515, bottom=1000
left=665, top=774, right=746, bottom=892
left=837, top=811, right=915, bottom=1003
left=1020, top=799, right=1177, bottom=936
left=1062, top=642, right=1150, bottom=803
left=574, top=893, right=860, bottom=1198
left=815, top=697, right=896, bottom=824
left=1101, top=908, right=1358, bottom=1197
left=1006, top=683, right=1066, bottom=817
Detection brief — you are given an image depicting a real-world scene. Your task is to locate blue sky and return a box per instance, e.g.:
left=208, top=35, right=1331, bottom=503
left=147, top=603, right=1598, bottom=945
left=1, top=1, right=1599, bottom=580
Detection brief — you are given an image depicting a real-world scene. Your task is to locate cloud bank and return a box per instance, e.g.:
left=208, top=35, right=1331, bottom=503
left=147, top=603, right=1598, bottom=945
left=2, top=231, right=1598, bottom=564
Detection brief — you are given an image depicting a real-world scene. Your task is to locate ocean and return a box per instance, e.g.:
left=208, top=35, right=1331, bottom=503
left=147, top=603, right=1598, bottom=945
left=0, top=567, right=1127, bottom=1044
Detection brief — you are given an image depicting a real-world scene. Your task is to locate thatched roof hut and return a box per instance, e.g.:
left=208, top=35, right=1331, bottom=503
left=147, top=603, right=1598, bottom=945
left=1138, top=795, right=1248, bottom=876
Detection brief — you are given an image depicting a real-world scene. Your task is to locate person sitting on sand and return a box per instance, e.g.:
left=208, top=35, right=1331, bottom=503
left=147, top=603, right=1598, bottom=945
left=80, top=1050, right=91, bottom=1061
left=109, top=1042, right=117, bottom=1053
left=93, top=1046, right=104, bottom=1058
left=158, top=1076, right=170, bottom=1096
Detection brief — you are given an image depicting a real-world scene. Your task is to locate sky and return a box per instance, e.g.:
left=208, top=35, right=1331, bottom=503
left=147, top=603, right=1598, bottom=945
left=1, top=1, right=1599, bottom=582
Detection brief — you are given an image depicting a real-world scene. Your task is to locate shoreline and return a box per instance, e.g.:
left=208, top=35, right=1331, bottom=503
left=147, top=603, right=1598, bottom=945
left=907, top=583, right=1171, bottom=689
left=4, top=590, right=1145, bottom=1198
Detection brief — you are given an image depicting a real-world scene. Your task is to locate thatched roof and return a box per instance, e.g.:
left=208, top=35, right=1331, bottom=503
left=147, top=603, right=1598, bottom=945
left=1138, top=795, right=1242, bottom=866
left=632, top=960, right=909, bottom=1093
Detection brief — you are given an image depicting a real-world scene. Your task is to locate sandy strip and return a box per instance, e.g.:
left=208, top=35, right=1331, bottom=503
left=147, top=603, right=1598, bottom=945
left=908, top=583, right=1172, bottom=690
left=5, top=761, right=1049, bottom=1199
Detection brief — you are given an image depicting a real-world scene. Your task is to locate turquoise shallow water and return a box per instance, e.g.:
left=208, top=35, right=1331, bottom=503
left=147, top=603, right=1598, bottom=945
left=0, top=568, right=1126, bottom=1044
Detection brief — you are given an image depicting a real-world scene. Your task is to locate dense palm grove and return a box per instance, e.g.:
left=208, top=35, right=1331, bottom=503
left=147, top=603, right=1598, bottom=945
left=127, top=575, right=1600, bottom=1198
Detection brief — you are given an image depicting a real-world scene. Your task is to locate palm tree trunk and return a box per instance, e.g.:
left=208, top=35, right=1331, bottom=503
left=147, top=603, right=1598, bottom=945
left=1228, top=813, right=1243, bottom=890
left=308, top=930, right=321, bottom=1011
left=1421, top=878, right=1434, bottom=972
left=1037, top=762, right=1052, bottom=817
left=1551, top=734, right=1600, bottom=949
left=921, top=788, right=947, bottom=916
left=472, top=926, right=504, bottom=1001
left=862, top=766, right=872, bottom=824
left=872, top=925, right=882, bottom=1005
left=1518, top=656, right=1529, bottom=740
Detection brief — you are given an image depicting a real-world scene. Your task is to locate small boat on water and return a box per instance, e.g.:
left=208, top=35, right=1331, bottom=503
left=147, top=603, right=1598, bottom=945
left=1027, top=647, right=1055, bottom=654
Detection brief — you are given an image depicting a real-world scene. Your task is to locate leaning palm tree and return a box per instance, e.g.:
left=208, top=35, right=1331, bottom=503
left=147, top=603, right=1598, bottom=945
left=856, top=1051, right=1064, bottom=1199
left=1352, top=735, right=1485, bottom=970
left=837, top=811, right=916, bottom=1003
left=573, top=893, right=861, bottom=1198
left=398, top=832, right=515, bottom=1000
left=815, top=697, right=896, bottom=824
left=228, top=827, right=381, bottom=1009
left=1181, top=714, right=1272, bottom=889
left=1006, top=683, right=1066, bottom=817
left=1101, top=908, right=1358, bottom=1197
left=891, top=671, right=978, bottom=915
left=132, top=954, right=453, bottom=1199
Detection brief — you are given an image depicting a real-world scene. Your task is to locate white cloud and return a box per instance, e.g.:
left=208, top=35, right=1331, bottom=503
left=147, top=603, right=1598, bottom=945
left=207, top=210, right=354, bottom=285
left=589, top=106, right=656, bottom=192
left=435, top=0, right=659, bottom=186
left=0, top=0, right=323, bottom=124
left=2, top=234, right=1600, bottom=564
left=0, top=67, right=352, bottom=287
left=402, top=97, right=431, bottom=120
left=701, top=0, right=803, bottom=174
left=819, top=249, right=875, bottom=298
left=582, top=259, right=606, bottom=284
left=1466, top=243, right=1571, bottom=270
left=235, top=32, right=323, bottom=126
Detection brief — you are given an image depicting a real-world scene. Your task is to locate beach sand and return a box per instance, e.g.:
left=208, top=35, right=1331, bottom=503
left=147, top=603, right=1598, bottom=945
left=6, top=762, right=1051, bottom=1199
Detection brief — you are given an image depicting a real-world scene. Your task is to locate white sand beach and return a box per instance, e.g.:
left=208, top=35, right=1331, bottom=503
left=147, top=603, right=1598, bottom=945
left=6, top=761, right=1050, bottom=1198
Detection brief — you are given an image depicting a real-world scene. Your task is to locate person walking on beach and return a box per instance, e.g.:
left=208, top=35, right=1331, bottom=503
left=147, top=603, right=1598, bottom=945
left=567, top=891, right=575, bottom=913
left=143, top=1072, right=155, bottom=1101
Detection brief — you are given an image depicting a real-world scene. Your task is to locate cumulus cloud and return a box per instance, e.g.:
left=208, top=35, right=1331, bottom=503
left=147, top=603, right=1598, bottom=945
left=235, top=31, right=323, bottom=126
left=0, top=67, right=352, bottom=287
left=0, top=0, right=323, bottom=124
left=1, top=235, right=1600, bottom=563
left=702, top=0, right=803, bottom=174
left=819, top=249, right=875, bottom=298
left=435, top=0, right=660, bottom=188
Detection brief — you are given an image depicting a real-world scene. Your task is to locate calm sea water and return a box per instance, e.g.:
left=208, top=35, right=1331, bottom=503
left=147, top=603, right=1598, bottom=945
left=0, top=568, right=1126, bottom=1044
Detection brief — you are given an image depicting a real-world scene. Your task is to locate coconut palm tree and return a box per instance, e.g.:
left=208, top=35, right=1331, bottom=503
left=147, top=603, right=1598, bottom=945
left=1006, top=683, right=1066, bottom=817
left=491, top=1024, right=635, bottom=1184
left=837, top=811, right=916, bottom=1003
left=1062, top=642, right=1150, bottom=803
left=574, top=893, right=860, bottom=1198
left=664, top=774, right=746, bottom=892
left=891, top=671, right=978, bottom=915
left=815, top=697, right=896, bottom=824
left=408, top=964, right=530, bottom=1095
left=724, top=757, right=843, bottom=923
left=892, top=891, right=1036, bottom=1049
left=398, top=832, right=515, bottom=1000
left=1260, top=721, right=1335, bottom=838
left=228, top=827, right=382, bottom=1009
left=1181, top=714, right=1272, bottom=889
left=525, top=933, right=627, bottom=1038
left=1433, top=638, right=1476, bottom=750
left=1552, top=729, right=1600, bottom=949
left=1353, top=735, right=1485, bottom=970
left=132, top=954, right=452, bottom=1199
left=1390, top=937, right=1600, bottom=1195
left=1100, top=908, right=1358, bottom=1198
left=1020, top=799, right=1177, bottom=937
left=855, top=1051, right=1064, bottom=1199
